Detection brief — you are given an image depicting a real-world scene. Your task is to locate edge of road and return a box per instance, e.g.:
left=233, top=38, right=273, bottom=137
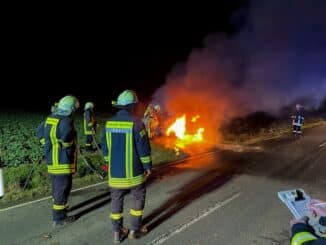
left=0, top=150, right=217, bottom=213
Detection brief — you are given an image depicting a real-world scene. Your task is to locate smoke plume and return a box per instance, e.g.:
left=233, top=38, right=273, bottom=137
left=153, top=0, right=326, bottom=133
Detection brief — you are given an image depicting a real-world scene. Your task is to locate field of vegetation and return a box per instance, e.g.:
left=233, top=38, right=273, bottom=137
left=0, top=112, right=186, bottom=208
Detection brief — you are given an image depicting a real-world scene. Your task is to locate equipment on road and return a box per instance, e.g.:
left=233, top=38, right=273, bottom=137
left=0, top=163, right=4, bottom=198
left=278, top=189, right=326, bottom=237
left=278, top=189, right=310, bottom=219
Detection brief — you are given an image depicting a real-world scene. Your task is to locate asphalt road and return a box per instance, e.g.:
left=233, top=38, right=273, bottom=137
left=1, top=124, right=325, bottom=245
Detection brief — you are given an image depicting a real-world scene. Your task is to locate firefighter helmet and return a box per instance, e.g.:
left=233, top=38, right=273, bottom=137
left=84, top=102, right=94, bottom=111
left=57, top=95, right=80, bottom=115
left=154, top=104, right=161, bottom=112
left=112, top=90, right=139, bottom=106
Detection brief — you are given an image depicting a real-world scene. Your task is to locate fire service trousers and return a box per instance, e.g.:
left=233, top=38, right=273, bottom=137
left=51, top=174, right=72, bottom=222
left=110, top=183, right=146, bottom=231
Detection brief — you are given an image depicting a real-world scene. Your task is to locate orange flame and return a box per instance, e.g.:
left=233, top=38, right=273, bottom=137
left=166, top=114, right=205, bottom=148
left=191, top=115, right=200, bottom=122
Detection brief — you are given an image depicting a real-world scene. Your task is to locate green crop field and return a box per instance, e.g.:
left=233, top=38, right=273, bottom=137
left=0, top=112, right=185, bottom=208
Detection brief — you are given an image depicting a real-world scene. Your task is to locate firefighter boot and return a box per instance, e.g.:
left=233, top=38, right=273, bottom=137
left=53, top=215, right=75, bottom=228
left=128, top=226, right=148, bottom=240
left=113, top=227, right=129, bottom=244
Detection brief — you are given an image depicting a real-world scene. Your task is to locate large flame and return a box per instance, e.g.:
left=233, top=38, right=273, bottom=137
left=166, top=114, right=205, bottom=148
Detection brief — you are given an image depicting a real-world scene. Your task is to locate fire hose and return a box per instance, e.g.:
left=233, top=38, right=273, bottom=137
left=77, top=147, right=106, bottom=180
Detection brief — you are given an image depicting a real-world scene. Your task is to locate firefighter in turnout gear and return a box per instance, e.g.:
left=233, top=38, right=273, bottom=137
left=83, top=102, right=97, bottom=152
left=37, top=95, right=79, bottom=227
left=143, top=103, right=162, bottom=139
left=101, top=90, right=152, bottom=243
left=290, top=200, right=326, bottom=244
left=291, top=104, right=305, bottom=138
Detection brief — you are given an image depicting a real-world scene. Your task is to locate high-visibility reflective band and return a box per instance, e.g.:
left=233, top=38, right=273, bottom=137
left=140, top=156, right=151, bottom=164
left=53, top=204, right=66, bottom=210
left=48, top=163, right=76, bottom=174
left=130, top=209, right=143, bottom=217
left=40, top=138, right=45, bottom=145
left=84, top=117, right=93, bottom=135
left=140, top=129, right=146, bottom=137
left=125, top=132, right=134, bottom=178
left=46, top=117, right=59, bottom=167
left=109, top=174, right=145, bottom=188
left=293, top=123, right=303, bottom=126
left=60, top=140, right=74, bottom=148
left=46, top=118, right=60, bottom=125
left=291, top=232, right=317, bottom=245
left=105, top=131, right=111, bottom=165
left=106, top=121, right=134, bottom=129
left=110, top=213, right=123, bottom=220
left=129, top=132, right=133, bottom=177
left=106, top=128, right=132, bottom=134
left=85, top=143, right=92, bottom=146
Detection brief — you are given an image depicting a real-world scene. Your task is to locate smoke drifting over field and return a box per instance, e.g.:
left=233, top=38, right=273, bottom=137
left=153, top=0, right=326, bottom=133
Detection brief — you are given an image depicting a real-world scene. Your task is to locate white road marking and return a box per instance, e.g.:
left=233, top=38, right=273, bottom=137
left=319, top=142, right=326, bottom=148
left=148, top=192, right=241, bottom=245
left=0, top=151, right=217, bottom=213
left=0, top=181, right=106, bottom=212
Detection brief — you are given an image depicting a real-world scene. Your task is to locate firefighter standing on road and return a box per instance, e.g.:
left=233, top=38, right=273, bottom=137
left=290, top=200, right=326, bottom=244
left=101, top=90, right=152, bottom=243
left=37, top=95, right=79, bottom=227
left=83, top=102, right=97, bottom=152
left=291, top=104, right=305, bottom=138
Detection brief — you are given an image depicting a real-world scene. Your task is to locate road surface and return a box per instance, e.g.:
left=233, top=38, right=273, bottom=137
left=1, top=124, right=325, bottom=245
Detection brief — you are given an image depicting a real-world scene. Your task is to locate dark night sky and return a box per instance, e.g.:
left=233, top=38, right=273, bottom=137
left=1, top=1, right=247, bottom=112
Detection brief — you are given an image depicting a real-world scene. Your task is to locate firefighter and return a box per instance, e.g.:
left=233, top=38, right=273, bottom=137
left=83, top=102, right=97, bottom=152
left=291, top=104, right=305, bottom=138
left=37, top=95, right=79, bottom=227
left=143, top=103, right=162, bottom=139
left=290, top=209, right=326, bottom=244
left=101, top=90, right=152, bottom=243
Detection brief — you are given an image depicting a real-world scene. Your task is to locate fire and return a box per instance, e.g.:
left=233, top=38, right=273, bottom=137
left=166, top=114, right=205, bottom=148
left=191, top=115, right=200, bottom=122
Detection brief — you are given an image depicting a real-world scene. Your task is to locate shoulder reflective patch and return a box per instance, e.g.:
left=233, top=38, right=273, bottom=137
left=46, top=117, right=59, bottom=125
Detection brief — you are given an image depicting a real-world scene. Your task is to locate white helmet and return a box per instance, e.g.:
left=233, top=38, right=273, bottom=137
left=84, top=102, right=94, bottom=111
left=154, top=104, right=161, bottom=112
left=112, top=90, right=139, bottom=107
